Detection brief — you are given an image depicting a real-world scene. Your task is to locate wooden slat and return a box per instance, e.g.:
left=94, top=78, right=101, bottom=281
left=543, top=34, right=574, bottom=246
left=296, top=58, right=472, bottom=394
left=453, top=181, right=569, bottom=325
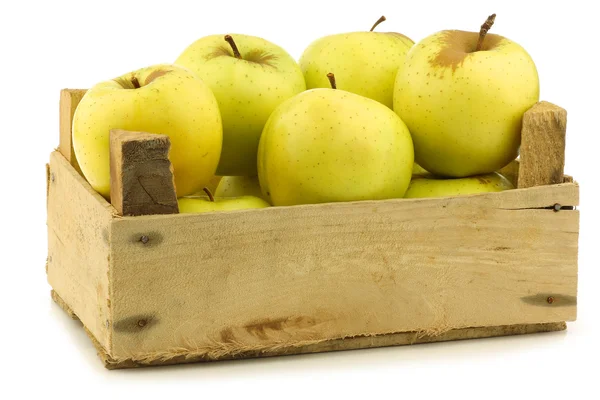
left=47, top=151, right=114, bottom=351
left=59, top=89, right=87, bottom=173
left=108, top=183, right=578, bottom=360
left=518, top=101, right=567, bottom=188
left=109, top=130, right=179, bottom=216
left=50, top=290, right=565, bottom=369
left=105, top=322, right=566, bottom=369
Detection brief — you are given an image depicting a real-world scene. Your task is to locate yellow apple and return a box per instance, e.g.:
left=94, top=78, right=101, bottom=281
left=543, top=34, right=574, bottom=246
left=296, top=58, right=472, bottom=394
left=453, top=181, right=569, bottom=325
left=178, top=192, right=270, bottom=214
left=300, top=16, right=413, bottom=108
left=175, top=34, right=306, bottom=176
left=258, top=74, right=414, bottom=206
left=394, top=15, right=539, bottom=177
left=72, top=64, right=222, bottom=198
left=404, top=172, right=514, bottom=199
left=215, top=176, right=267, bottom=201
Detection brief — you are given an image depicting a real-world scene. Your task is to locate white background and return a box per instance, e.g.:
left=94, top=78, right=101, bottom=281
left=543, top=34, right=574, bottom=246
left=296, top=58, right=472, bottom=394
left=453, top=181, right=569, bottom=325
left=1, top=0, right=598, bottom=398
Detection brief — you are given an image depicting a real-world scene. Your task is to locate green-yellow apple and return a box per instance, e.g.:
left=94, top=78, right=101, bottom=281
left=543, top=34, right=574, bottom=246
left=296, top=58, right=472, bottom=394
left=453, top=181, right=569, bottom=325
left=215, top=176, right=267, bottom=201
left=404, top=172, right=513, bottom=199
left=72, top=64, right=222, bottom=198
left=394, top=14, right=539, bottom=177
left=175, top=34, right=306, bottom=176
left=178, top=189, right=269, bottom=213
left=300, top=16, right=413, bottom=108
left=258, top=73, right=414, bottom=206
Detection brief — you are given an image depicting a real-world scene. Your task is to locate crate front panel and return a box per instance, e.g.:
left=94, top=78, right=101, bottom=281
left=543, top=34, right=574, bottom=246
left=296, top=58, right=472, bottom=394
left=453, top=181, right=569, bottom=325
left=108, top=185, right=578, bottom=360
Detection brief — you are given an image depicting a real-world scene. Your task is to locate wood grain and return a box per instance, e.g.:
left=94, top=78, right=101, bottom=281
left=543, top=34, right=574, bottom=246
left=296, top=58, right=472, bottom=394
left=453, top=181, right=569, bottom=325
left=104, top=322, right=568, bottom=369
left=518, top=101, right=567, bottom=188
left=47, top=151, right=115, bottom=351
left=59, top=89, right=86, bottom=174
left=109, top=129, right=178, bottom=216
left=108, top=183, right=578, bottom=360
left=50, top=289, right=566, bottom=369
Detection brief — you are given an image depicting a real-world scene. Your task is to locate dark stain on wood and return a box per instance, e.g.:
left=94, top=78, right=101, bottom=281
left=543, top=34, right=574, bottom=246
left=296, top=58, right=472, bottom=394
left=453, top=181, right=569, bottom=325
left=492, top=246, right=510, bottom=251
left=113, top=314, right=158, bottom=333
left=243, top=316, right=317, bottom=340
left=521, top=294, right=576, bottom=307
left=129, top=231, right=164, bottom=246
left=102, top=228, right=109, bottom=245
left=219, top=327, right=235, bottom=343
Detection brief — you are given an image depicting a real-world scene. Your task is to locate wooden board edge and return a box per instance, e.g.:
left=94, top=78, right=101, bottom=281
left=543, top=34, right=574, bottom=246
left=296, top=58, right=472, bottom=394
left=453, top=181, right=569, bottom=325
left=101, top=322, right=567, bottom=370
left=49, top=150, right=116, bottom=214
left=50, top=293, right=567, bottom=370
left=51, top=290, right=79, bottom=320
left=109, top=130, right=179, bottom=216
left=119, top=181, right=579, bottom=230
left=518, top=101, right=567, bottom=188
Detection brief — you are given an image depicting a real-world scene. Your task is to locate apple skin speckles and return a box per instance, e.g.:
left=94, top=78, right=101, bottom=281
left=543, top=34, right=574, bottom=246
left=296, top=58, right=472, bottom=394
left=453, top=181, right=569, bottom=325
left=257, top=89, right=414, bottom=206
left=393, top=30, right=539, bottom=178
left=300, top=30, right=414, bottom=109
left=72, top=64, right=222, bottom=198
left=175, top=34, right=305, bottom=176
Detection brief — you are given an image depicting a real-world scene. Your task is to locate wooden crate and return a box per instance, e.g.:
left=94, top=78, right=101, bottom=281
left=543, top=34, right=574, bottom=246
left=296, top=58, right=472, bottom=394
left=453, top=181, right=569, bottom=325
left=47, top=90, right=578, bottom=369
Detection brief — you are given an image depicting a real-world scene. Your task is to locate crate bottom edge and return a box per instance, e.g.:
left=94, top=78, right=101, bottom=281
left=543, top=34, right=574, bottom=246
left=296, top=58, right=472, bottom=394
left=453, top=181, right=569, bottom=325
left=50, top=290, right=567, bottom=370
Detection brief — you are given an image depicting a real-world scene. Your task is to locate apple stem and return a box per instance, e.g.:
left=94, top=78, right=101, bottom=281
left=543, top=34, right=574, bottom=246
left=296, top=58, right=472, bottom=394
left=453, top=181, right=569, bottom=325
left=475, top=13, right=496, bottom=51
left=224, top=35, right=242, bottom=59
left=131, top=77, right=141, bottom=89
left=203, top=187, right=215, bottom=202
left=326, top=73, right=337, bottom=89
left=370, top=15, right=386, bottom=32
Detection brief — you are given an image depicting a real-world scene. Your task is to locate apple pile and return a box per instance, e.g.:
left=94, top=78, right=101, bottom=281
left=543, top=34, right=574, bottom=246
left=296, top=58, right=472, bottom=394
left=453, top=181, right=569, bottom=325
left=72, top=14, right=538, bottom=213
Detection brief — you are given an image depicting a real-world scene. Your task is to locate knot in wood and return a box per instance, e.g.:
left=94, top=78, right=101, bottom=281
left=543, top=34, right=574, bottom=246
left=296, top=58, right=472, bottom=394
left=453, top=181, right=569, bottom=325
left=547, top=296, right=555, bottom=304
left=140, top=235, right=150, bottom=244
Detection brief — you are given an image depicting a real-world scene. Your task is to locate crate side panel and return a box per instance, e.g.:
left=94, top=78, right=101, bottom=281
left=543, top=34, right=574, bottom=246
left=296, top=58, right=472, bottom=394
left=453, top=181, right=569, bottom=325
left=47, top=151, right=114, bottom=351
left=109, top=186, right=578, bottom=360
